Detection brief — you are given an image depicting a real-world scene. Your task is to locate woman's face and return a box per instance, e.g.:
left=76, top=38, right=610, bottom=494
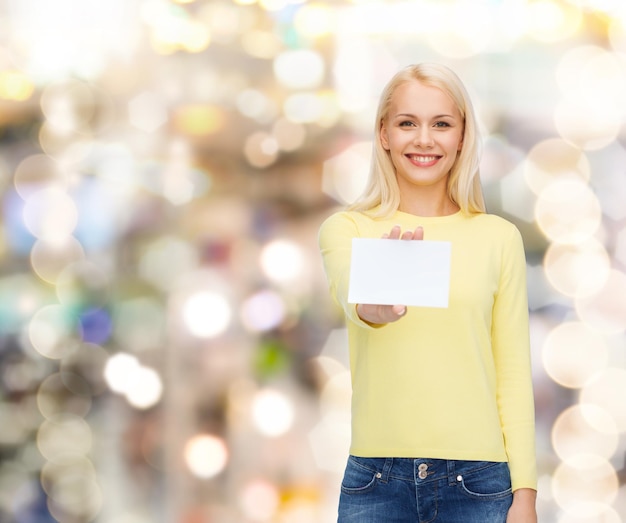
left=380, top=80, right=464, bottom=201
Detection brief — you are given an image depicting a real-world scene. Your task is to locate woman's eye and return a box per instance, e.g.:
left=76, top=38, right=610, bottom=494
left=434, top=121, right=451, bottom=128
left=399, top=121, right=415, bottom=127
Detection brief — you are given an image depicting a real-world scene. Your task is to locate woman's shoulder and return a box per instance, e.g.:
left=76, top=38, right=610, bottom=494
left=319, top=209, right=380, bottom=230
left=472, top=212, right=520, bottom=233
left=466, top=213, right=524, bottom=248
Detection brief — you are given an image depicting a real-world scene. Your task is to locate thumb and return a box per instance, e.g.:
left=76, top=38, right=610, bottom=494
left=391, top=305, right=407, bottom=317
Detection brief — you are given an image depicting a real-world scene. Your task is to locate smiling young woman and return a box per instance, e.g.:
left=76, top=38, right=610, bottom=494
left=380, top=81, right=464, bottom=217
left=319, top=63, right=537, bottom=523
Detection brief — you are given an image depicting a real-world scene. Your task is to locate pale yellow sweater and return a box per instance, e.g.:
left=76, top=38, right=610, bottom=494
left=319, top=208, right=537, bottom=491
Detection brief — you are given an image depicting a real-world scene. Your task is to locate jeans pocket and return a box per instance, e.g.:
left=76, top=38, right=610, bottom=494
left=458, top=462, right=513, bottom=500
left=340, top=456, right=382, bottom=495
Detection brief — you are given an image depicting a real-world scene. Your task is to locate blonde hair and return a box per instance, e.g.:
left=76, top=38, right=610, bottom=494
left=350, top=63, right=485, bottom=216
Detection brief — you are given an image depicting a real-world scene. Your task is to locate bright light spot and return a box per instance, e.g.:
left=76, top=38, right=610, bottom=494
left=104, top=353, right=140, bottom=394
left=37, top=372, right=92, bottom=420
left=37, top=414, right=93, bottom=461
left=147, top=6, right=210, bottom=54
left=551, top=404, right=618, bottom=463
left=182, top=291, right=232, bottom=338
left=556, top=45, right=626, bottom=112
left=580, top=403, right=619, bottom=436
left=308, top=414, right=351, bottom=473
left=260, top=239, right=305, bottom=283
left=13, top=153, right=67, bottom=199
left=575, top=269, right=626, bottom=334
left=274, top=49, right=325, bottom=90
left=552, top=455, right=618, bottom=517
left=577, top=52, right=626, bottom=110
left=43, top=462, right=102, bottom=520
left=554, top=94, right=621, bottom=150
left=293, top=3, right=335, bottom=38
left=534, top=179, right=601, bottom=245
left=259, top=0, right=290, bottom=11
left=173, top=104, right=223, bottom=136
left=426, top=3, right=493, bottom=58
left=555, top=45, right=607, bottom=95
left=184, top=434, right=228, bottom=479
left=103, top=353, right=162, bottom=409
left=252, top=389, right=294, bottom=437
left=322, top=142, right=371, bottom=204
left=239, top=479, right=280, bottom=521
left=543, top=239, right=611, bottom=298
left=241, top=30, right=281, bottom=59
left=30, top=237, right=85, bottom=285
left=526, top=0, right=582, bottom=43
left=244, top=132, right=279, bottom=168
left=28, top=304, right=77, bottom=360
left=240, top=290, right=286, bottom=332
left=608, top=15, right=626, bottom=54
left=40, top=456, right=102, bottom=520
left=580, top=368, right=626, bottom=431
left=333, top=38, right=377, bottom=114
left=128, top=91, right=168, bottom=132
left=319, top=370, right=352, bottom=419
left=236, top=89, right=276, bottom=122
left=523, top=138, right=590, bottom=195
left=0, top=71, right=35, bottom=101
left=542, top=322, right=608, bottom=389
left=22, top=187, right=78, bottom=244
left=125, top=367, right=163, bottom=409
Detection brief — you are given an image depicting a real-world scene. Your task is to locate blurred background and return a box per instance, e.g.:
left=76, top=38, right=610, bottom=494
left=1, top=0, right=626, bottom=521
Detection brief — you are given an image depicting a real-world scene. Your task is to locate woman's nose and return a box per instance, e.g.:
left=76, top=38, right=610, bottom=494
left=414, top=128, right=434, bottom=147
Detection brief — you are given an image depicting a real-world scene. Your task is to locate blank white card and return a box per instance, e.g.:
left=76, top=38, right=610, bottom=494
left=348, top=238, right=452, bottom=308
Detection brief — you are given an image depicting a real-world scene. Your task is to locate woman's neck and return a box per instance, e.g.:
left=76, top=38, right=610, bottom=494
left=398, top=193, right=460, bottom=217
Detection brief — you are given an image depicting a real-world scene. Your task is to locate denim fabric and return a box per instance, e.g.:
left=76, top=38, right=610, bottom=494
left=338, top=456, right=512, bottom=523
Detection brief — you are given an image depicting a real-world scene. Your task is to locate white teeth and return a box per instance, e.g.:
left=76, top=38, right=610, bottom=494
left=411, top=155, right=437, bottom=163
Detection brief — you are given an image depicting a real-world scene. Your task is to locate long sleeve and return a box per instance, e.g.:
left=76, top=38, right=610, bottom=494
left=491, top=226, right=537, bottom=491
left=318, top=212, right=378, bottom=329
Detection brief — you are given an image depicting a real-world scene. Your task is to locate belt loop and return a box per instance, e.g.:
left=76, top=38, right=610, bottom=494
left=447, top=460, right=456, bottom=485
left=380, top=458, right=393, bottom=483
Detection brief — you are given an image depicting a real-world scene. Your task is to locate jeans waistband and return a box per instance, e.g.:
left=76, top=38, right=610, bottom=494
left=352, top=456, right=507, bottom=486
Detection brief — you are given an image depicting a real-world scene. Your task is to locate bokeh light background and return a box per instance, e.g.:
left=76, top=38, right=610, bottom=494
left=1, top=0, right=626, bottom=521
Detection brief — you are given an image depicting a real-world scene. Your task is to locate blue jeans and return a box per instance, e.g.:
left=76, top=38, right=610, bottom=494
left=338, top=456, right=513, bottom=523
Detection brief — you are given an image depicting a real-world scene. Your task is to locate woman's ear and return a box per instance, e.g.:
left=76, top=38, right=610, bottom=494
left=380, top=121, right=390, bottom=151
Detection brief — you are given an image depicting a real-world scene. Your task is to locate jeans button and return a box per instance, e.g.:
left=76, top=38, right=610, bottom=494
left=417, top=464, right=428, bottom=479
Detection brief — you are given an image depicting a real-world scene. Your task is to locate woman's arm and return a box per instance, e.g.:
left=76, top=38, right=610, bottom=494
left=319, top=214, right=422, bottom=326
left=507, top=488, right=537, bottom=523
left=491, top=225, right=537, bottom=491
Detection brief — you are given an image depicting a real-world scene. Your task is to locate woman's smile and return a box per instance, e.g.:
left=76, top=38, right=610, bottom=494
left=406, top=154, right=442, bottom=167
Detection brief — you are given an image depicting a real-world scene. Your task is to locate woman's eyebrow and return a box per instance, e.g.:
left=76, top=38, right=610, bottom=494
left=393, top=112, right=457, bottom=119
